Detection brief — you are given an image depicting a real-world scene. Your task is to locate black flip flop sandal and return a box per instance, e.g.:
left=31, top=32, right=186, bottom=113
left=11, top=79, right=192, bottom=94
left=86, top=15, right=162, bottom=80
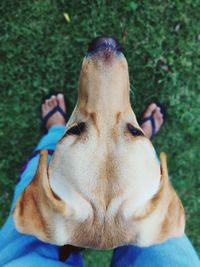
left=42, top=92, right=67, bottom=131
left=43, top=105, right=66, bottom=127
left=140, top=102, right=167, bottom=139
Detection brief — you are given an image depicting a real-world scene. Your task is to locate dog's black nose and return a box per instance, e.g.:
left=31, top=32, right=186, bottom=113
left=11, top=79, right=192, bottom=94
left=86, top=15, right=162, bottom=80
left=87, top=36, right=122, bottom=54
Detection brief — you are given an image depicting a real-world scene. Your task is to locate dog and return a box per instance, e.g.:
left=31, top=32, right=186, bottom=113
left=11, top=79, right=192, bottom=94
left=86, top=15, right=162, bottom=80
left=12, top=37, right=185, bottom=249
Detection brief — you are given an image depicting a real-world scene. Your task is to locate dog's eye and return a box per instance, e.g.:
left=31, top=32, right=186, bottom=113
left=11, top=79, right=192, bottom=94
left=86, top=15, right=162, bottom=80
left=66, top=122, right=86, bottom=135
left=127, top=123, right=144, bottom=136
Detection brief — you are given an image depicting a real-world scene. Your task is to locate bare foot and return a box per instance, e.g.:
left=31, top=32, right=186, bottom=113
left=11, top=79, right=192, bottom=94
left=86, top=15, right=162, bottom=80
left=42, top=93, right=66, bottom=130
left=140, top=103, right=164, bottom=139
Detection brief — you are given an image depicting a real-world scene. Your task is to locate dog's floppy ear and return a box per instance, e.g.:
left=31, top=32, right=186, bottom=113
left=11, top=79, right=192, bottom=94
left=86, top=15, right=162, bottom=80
left=160, top=152, right=168, bottom=180
left=12, top=149, right=66, bottom=244
left=159, top=152, right=185, bottom=239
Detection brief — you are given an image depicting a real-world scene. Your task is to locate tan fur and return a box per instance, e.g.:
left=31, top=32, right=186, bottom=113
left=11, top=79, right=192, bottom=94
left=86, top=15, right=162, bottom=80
left=13, top=150, right=66, bottom=242
left=12, top=49, right=185, bottom=249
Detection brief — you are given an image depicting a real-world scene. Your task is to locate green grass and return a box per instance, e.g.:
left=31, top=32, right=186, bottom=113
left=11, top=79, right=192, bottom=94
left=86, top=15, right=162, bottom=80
left=0, top=0, right=200, bottom=265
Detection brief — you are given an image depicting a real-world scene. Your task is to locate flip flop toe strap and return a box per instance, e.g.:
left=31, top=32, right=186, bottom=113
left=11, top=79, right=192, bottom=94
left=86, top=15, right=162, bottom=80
left=140, top=115, right=156, bottom=139
left=43, top=106, right=66, bottom=127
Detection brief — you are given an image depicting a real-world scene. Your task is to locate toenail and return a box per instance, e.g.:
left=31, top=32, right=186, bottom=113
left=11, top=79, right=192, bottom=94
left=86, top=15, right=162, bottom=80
left=57, top=93, right=63, bottom=98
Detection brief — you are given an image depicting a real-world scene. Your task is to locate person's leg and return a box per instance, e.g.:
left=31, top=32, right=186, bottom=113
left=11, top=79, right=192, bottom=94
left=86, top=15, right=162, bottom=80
left=0, top=94, right=84, bottom=267
left=12, top=93, right=67, bottom=207
left=111, top=103, right=200, bottom=267
left=111, top=235, right=200, bottom=267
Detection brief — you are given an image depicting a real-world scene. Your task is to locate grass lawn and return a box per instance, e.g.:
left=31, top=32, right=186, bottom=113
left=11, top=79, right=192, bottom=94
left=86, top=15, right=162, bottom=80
left=0, top=0, right=200, bottom=265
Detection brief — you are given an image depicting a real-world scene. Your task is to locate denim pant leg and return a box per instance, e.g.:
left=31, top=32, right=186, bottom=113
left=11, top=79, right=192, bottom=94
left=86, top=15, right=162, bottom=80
left=34, top=125, right=66, bottom=151
left=0, top=125, right=84, bottom=267
left=111, top=235, right=200, bottom=267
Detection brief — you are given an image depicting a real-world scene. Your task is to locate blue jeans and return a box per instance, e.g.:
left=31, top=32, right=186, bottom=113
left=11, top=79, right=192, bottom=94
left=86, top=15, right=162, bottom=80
left=0, top=125, right=199, bottom=267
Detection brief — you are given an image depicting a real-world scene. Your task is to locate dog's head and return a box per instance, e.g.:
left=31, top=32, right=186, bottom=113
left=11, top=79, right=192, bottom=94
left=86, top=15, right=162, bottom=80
left=12, top=37, right=184, bottom=248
